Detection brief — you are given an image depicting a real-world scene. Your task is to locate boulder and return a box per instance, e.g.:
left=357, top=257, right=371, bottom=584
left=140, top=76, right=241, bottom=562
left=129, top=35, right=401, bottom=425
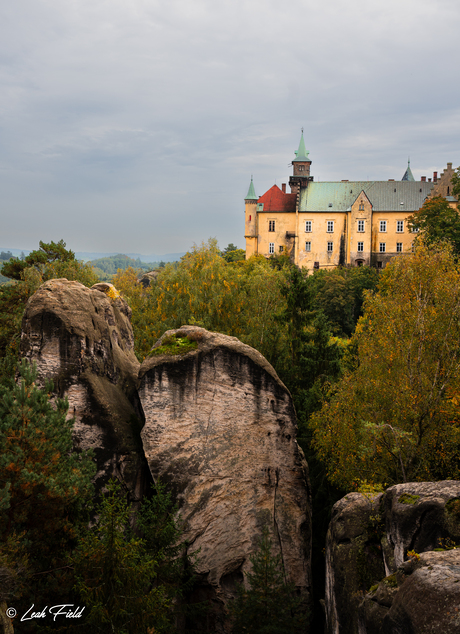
left=326, top=481, right=460, bottom=634
left=20, top=279, right=148, bottom=499
left=138, top=325, right=312, bottom=633
left=325, top=492, right=385, bottom=634
left=380, top=549, right=460, bottom=634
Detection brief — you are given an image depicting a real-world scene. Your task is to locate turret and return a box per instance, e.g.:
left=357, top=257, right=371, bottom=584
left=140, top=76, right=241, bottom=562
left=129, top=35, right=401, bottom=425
left=244, top=177, right=258, bottom=258
left=402, top=159, right=415, bottom=182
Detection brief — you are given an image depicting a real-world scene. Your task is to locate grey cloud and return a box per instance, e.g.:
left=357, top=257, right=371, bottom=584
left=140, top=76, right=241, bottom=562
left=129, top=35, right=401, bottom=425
left=1, top=0, right=459, bottom=253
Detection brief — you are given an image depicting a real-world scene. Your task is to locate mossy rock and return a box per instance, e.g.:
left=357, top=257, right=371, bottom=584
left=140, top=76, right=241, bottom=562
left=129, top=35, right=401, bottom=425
left=398, top=494, right=420, bottom=505
left=383, top=573, right=398, bottom=588
left=150, top=334, right=198, bottom=357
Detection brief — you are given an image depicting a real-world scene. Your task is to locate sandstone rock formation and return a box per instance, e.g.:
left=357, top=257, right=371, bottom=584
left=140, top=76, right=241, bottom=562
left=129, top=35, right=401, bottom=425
left=326, top=481, right=460, bottom=634
left=138, top=270, right=159, bottom=288
left=360, top=549, right=460, bottom=634
left=325, top=492, right=385, bottom=634
left=20, top=279, right=149, bottom=499
left=138, top=325, right=312, bottom=633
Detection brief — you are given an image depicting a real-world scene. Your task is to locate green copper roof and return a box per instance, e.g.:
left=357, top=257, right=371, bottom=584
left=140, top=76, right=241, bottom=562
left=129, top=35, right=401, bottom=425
left=293, top=130, right=311, bottom=162
left=298, top=180, right=434, bottom=212
left=245, top=176, right=258, bottom=200
left=402, top=159, right=415, bottom=181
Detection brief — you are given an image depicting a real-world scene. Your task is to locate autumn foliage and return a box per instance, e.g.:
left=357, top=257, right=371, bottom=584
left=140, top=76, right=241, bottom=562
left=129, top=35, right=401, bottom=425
left=309, top=243, right=460, bottom=490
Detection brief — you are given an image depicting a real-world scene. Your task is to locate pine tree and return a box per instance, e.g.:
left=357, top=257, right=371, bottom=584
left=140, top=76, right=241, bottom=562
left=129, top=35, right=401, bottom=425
left=230, top=527, right=308, bottom=634
left=0, top=360, right=95, bottom=627
left=73, top=480, right=194, bottom=634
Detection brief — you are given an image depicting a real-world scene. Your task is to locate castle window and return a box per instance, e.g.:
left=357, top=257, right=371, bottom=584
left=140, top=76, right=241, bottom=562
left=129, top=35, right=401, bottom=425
left=397, top=242, right=403, bottom=253
left=269, top=243, right=275, bottom=254
left=327, top=221, right=334, bottom=233
left=279, top=246, right=284, bottom=253
left=359, top=203, right=364, bottom=211
left=358, top=220, right=365, bottom=232
left=377, top=261, right=383, bottom=269
left=305, top=221, right=312, bottom=232
left=249, top=215, right=251, bottom=221
left=396, top=220, right=404, bottom=233
left=269, top=220, right=275, bottom=232
left=380, top=220, right=387, bottom=232
left=379, top=243, right=386, bottom=253
left=305, top=241, right=311, bottom=252
left=327, top=241, right=333, bottom=253
left=357, top=242, right=364, bottom=252
left=411, top=226, right=419, bottom=233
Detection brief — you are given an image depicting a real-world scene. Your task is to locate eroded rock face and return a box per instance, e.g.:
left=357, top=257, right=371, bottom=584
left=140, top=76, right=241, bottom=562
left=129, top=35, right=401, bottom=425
left=138, top=326, right=312, bottom=633
left=20, top=279, right=148, bottom=499
left=325, top=492, right=385, bottom=634
left=326, top=481, right=460, bottom=634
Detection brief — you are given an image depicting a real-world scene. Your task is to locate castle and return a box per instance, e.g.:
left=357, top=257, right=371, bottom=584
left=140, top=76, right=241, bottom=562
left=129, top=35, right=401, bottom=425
left=244, top=132, right=456, bottom=269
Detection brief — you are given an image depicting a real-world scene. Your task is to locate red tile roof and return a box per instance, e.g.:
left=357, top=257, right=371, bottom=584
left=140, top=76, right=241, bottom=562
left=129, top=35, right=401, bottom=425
left=258, top=185, right=296, bottom=212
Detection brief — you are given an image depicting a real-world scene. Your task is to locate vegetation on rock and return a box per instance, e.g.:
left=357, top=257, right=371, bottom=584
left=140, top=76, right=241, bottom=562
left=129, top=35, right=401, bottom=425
left=151, top=333, right=198, bottom=357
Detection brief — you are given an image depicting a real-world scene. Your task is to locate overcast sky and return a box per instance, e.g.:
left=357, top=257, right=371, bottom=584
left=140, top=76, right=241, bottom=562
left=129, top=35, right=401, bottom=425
left=1, top=0, right=459, bottom=255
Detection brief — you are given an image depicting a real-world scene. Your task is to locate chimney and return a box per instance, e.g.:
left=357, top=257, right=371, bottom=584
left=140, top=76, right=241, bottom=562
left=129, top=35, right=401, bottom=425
left=433, top=171, right=438, bottom=182
left=421, top=176, right=426, bottom=182
left=282, top=183, right=286, bottom=193
left=388, top=179, right=395, bottom=181
left=428, top=178, right=432, bottom=182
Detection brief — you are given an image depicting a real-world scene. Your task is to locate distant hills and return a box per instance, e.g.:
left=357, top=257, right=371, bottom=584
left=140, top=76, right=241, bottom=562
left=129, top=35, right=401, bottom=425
left=0, top=249, right=186, bottom=263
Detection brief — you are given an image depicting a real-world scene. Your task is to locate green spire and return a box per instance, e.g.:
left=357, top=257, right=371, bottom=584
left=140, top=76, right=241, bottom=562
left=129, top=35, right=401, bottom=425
left=402, top=158, right=415, bottom=182
left=245, top=176, right=258, bottom=200
left=293, top=128, right=310, bottom=162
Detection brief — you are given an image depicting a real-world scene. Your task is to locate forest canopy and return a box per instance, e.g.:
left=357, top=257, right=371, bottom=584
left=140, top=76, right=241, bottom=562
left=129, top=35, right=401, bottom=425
left=309, top=242, right=460, bottom=490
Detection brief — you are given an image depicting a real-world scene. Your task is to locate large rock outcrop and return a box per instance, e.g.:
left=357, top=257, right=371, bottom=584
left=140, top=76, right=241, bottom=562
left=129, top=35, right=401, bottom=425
left=138, top=325, right=312, bottom=633
left=326, top=481, right=460, bottom=634
left=20, top=279, right=149, bottom=499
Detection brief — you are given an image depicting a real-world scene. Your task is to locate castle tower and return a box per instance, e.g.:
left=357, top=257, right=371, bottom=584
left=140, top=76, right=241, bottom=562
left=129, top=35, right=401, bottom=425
left=289, top=129, right=313, bottom=195
left=244, top=177, right=258, bottom=258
